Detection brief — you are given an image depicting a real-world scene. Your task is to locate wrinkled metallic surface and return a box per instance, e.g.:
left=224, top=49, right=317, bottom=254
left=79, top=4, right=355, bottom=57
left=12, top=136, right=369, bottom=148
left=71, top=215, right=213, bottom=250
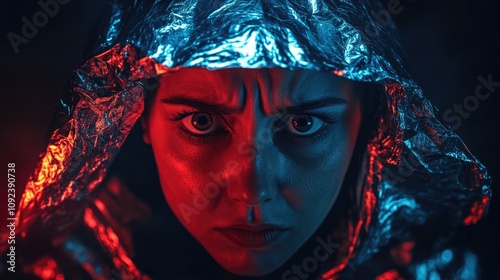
left=12, top=45, right=166, bottom=234
left=4, top=0, right=491, bottom=279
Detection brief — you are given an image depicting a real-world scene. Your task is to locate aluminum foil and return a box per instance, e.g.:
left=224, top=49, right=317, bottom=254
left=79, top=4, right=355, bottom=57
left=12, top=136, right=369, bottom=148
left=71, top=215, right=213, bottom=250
left=4, top=0, right=491, bottom=279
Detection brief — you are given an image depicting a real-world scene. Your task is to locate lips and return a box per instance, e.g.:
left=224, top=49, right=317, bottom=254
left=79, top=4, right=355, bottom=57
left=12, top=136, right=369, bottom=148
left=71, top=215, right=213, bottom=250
left=215, top=224, right=287, bottom=248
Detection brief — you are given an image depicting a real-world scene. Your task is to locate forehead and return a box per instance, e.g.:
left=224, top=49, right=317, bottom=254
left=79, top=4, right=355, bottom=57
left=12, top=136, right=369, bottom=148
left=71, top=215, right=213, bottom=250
left=156, top=68, right=357, bottom=113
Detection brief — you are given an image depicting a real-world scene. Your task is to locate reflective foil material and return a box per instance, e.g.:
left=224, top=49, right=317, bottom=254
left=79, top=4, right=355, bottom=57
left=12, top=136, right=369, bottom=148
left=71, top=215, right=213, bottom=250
left=12, top=45, right=166, bottom=235
left=4, top=0, right=491, bottom=279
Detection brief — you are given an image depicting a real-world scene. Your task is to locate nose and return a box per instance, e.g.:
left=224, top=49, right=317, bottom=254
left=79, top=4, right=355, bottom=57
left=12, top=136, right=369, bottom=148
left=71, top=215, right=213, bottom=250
left=227, top=144, right=278, bottom=206
left=227, top=74, right=280, bottom=206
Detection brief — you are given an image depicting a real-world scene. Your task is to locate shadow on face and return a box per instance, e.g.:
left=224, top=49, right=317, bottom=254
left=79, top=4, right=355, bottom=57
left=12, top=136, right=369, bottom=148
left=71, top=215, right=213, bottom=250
left=140, top=67, right=373, bottom=276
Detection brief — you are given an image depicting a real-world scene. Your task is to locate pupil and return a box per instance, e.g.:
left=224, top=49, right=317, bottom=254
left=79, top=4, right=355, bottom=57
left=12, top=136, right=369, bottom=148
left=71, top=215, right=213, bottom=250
left=293, top=115, right=313, bottom=132
left=192, top=113, right=213, bottom=131
left=197, top=116, right=208, bottom=125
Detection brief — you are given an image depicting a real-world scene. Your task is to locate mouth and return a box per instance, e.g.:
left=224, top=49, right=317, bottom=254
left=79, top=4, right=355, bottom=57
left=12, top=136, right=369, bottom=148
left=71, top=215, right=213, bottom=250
left=215, top=224, right=288, bottom=248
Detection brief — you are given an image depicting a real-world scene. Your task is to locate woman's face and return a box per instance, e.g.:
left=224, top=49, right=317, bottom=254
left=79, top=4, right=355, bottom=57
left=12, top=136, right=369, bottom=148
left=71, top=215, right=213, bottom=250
left=142, top=68, right=362, bottom=276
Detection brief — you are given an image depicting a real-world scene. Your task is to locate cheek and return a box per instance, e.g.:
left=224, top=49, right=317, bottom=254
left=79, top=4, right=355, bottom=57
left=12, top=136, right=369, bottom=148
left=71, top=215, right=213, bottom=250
left=284, top=143, right=348, bottom=217
left=147, top=112, right=232, bottom=213
left=283, top=104, right=362, bottom=223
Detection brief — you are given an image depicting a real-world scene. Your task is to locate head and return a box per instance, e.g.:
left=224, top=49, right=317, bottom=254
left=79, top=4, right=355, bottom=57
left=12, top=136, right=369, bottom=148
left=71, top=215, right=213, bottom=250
left=141, top=67, right=370, bottom=276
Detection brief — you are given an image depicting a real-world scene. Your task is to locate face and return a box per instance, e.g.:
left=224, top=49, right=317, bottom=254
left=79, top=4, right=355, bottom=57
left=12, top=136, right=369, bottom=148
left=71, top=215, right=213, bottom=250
left=142, top=68, right=363, bottom=276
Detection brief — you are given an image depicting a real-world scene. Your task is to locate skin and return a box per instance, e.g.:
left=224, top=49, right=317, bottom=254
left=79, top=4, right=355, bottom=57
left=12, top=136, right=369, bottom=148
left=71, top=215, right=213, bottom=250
left=141, top=68, right=363, bottom=276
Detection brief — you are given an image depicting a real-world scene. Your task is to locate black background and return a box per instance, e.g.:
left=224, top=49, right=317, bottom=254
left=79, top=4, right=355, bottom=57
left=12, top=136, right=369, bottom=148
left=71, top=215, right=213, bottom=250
left=1, top=0, right=499, bottom=278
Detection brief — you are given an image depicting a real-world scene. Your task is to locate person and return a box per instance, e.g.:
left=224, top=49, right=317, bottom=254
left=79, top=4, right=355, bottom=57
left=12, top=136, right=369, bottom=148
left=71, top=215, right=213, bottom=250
left=0, top=0, right=491, bottom=279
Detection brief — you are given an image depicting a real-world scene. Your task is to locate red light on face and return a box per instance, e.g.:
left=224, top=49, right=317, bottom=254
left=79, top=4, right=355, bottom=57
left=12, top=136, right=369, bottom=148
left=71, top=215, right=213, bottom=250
left=145, top=68, right=364, bottom=277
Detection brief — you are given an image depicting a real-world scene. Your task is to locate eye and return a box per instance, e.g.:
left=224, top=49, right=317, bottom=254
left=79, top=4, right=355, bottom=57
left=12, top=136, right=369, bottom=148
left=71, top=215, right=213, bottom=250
left=274, top=114, right=326, bottom=136
left=181, top=112, right=226, bottom=135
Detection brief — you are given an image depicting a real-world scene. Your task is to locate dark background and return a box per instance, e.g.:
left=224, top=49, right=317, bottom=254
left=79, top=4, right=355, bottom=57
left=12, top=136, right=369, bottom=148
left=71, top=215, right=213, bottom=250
left=1, top=0, right=499, bottom=278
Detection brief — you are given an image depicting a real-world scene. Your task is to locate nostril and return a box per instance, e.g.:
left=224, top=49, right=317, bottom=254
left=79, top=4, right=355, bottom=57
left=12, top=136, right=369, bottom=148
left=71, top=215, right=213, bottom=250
left=231, top=188, right=273, bottom=206
left=226, top=150, right=278, bottom=205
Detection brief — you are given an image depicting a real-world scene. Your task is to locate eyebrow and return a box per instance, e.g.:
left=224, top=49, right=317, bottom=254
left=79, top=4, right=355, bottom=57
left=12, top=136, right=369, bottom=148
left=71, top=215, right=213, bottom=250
left=160, top=96, right=347, bottom=114
left=282, top=96, right=347, bottom=114
left=161, top=97, right=239, bottom=114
